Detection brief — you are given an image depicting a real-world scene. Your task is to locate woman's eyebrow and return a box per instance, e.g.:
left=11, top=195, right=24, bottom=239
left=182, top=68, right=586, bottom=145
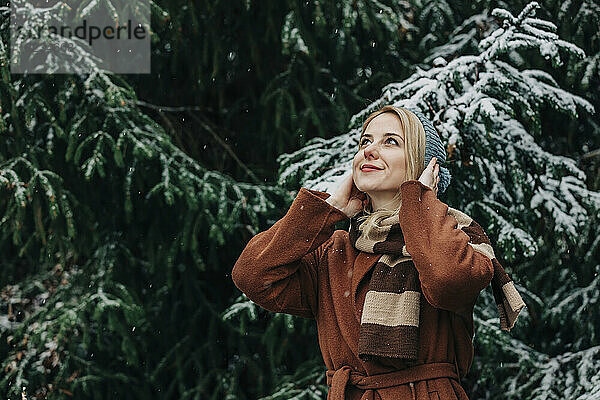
left=360, top=132, right=405, bottom=141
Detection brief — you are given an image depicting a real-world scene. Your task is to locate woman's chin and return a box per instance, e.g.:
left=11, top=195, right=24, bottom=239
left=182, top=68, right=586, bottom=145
left=356, top=180, right=383, bottom=193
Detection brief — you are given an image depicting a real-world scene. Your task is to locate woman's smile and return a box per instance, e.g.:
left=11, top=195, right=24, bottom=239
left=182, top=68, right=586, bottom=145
left=361, top=163, right=384, bottom=172
left=361, top=167, right=382, bottom=172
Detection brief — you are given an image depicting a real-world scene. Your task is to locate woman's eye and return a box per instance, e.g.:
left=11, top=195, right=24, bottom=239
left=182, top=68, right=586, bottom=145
left=359, top=137, right=400, bottom=147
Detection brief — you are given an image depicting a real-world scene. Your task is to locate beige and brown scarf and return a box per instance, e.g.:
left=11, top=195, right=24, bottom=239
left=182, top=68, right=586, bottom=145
left=349, top=207, right=526, bottom=362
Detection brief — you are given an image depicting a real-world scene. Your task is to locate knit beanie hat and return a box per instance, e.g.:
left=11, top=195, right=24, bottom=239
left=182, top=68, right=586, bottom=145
left=403, top=107, right=452, bottom=195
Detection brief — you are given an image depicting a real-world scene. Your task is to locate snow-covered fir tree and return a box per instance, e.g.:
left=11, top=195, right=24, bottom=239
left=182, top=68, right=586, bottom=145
left=227, top=2, right=600, bottom=399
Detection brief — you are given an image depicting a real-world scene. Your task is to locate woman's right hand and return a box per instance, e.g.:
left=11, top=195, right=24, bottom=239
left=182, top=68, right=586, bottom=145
left=326, top=172, right=368, bottom=218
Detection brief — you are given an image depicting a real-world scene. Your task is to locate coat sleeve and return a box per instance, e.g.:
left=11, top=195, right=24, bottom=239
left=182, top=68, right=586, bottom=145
left=398, top=179, right=494, bottom=315
left=231, top=187, right=349, bottom=319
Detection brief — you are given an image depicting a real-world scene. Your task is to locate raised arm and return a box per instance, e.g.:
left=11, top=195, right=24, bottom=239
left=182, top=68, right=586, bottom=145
left=231, top=187, right=348, bottom=319
left=398, top=179, right=494, bottom=316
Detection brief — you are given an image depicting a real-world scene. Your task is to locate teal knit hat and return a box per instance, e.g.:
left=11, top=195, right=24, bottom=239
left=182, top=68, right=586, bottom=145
left=404, top=107, right=452, bottom=195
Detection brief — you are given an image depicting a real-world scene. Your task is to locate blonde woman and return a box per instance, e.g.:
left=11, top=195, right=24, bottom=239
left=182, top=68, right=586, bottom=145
left=232, top=105, right=525, bottom=400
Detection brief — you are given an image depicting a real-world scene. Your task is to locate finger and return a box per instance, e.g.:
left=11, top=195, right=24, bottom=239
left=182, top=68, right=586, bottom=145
left=349, top=173, right=364, bottom=200
left=341, top=172, right=354, bottom=199
left=424, top=158, right=433, bottom=173
left=428, top=157, right=436, bottom=170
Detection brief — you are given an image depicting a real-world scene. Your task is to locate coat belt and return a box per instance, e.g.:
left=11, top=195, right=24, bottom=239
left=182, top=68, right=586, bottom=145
left=325, top=362, right=459, bottom=400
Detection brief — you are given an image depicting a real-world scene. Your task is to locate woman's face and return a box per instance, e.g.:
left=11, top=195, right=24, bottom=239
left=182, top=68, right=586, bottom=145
left=352, top=112, right=407, bottom=206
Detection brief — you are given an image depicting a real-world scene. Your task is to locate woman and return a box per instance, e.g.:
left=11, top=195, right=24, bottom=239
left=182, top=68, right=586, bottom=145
left=231, top=105, right=525, bottom=400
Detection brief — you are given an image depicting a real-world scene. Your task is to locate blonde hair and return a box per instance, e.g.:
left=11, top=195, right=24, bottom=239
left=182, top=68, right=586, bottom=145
left=357, top=105, right=427, bottom=239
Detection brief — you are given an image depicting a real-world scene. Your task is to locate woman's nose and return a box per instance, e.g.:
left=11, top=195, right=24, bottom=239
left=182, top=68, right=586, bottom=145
left=363, top=142, right=380, bottom=159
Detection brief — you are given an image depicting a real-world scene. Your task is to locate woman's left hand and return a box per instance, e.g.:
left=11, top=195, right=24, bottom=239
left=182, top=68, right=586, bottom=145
left=418, top=157, right=439, bottom=196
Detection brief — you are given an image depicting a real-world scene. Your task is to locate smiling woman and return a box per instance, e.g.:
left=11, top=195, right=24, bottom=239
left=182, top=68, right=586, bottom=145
left=232, top=104, right=525, bottom=400
left=350, top=105, right=446, bottom=241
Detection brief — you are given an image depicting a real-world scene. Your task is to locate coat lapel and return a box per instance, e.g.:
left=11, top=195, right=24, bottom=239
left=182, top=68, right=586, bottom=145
left=351, top=251, right=382, bottom=318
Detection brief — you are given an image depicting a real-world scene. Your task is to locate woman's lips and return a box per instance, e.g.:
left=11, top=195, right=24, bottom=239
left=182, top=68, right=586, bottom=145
left=361, top=167, right=382, bottom=172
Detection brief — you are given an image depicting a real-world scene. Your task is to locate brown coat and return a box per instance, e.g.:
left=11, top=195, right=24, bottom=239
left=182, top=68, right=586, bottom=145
left=231, top=180, right=494, bottom=400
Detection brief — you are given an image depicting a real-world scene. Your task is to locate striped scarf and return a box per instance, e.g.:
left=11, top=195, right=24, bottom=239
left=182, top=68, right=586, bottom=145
left=349, top=207, right=526, bottom=362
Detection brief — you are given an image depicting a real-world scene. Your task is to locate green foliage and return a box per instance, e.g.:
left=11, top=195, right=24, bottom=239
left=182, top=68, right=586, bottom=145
left=257, top=358, right=328, bottom=400
left=0, top=2, right=287, bottom=398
